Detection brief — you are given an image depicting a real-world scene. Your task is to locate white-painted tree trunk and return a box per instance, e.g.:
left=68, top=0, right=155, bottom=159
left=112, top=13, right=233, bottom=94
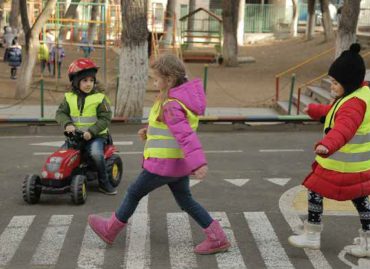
left=306, top=0, right=316, bottom=40
left=320, top=0, right=334, bottom=41
left=237, top=0, right=245, bottom=46
left=335, top=0, right=361, bottom=58
left=290, top=0, right=299, bottom=37
left=116, top=44, right=148, bottom=118
left=187, top=0, right=196, bottom=48
left=0, top=0, right=5, bottom=33
left=88, top=0, right=99, bottom=44
left=222, top=0, right=239, bottom=67
left=58, top=0, right=81, bottom=41
left=162, top=0, right=177, bottom=47
left=16, top=39, right=38, bottom=99
left=116, top=0, right=148, bottom=118
left=16, top=0, right=56, bottom=98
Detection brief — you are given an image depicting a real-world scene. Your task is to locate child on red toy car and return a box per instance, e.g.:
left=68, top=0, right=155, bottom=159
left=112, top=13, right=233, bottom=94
left=55, top=58, right=116, bottom=195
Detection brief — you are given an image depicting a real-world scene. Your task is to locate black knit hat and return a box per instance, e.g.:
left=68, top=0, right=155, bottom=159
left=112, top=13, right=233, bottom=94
left=72, top=68, right=97, bottom=90
left=328, top=43, right=366, bottom=95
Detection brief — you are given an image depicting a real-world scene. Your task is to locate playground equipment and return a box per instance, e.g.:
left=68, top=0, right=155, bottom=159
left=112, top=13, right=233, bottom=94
left=31, top=0, right=120, bottom=89
left=179, top=8, right=222, bottom=63
left=150, top=12, right=182, bottom=61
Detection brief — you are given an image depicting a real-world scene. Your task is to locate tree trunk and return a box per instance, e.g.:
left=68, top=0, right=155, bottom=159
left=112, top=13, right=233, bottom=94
left=116, top=0, right=148, bottom=118
left=222, top=0, right=239, bottom=67
left=9, top=0, right=20, bottom=34
left=0, top=0, right=4, bottom=33
left=88, top=0, right=100, bottom=44
left=16, top=0, right=57, bottom=98
left=58, top=0, right=81, bottom=41
left=319, top=0, right=334, bottom=41
left=335, top=0, right=360, bottom=58
left=73, top=10, right=80, bottom=42
left=290, top=0, right=299, bottom=37
left=162, top=0, right=176, bottom=47
left=187, top=0, right=196, bottom=48
left=306, top=0, right=315, bottom=40
left=237, top=0, right=245, bottom=46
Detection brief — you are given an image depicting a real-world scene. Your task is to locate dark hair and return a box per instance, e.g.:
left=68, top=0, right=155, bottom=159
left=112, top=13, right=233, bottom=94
left=12, top=37, right=17, bottom=46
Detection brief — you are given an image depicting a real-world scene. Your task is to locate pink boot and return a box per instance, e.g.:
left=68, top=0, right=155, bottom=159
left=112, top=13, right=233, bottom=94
left=194, top=220, right=231, bottom=254
left=88, top=213, right=126, bottom=244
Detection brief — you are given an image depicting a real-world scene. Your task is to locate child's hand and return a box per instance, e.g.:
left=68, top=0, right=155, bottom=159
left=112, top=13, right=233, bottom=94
left=315, top=145, right=329, bottom=155
left=303, top=107, right=309, bottom=113
left=138, top=128, right=147, bottom=141
left=193, top=165, right=208, bottom=180
left=83, top=131, right=92, bottom=141
left=65, top=124, right=76, bottom=133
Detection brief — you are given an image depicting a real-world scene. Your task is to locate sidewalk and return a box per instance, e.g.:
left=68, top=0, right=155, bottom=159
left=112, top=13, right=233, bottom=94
left=0, top=105, right=278, bottom=119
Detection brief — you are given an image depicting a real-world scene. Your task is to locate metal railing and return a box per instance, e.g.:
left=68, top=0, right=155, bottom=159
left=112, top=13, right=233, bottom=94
left=294, top=50, right=370, bottom=114
left=275, top=47, right=335, bottom=102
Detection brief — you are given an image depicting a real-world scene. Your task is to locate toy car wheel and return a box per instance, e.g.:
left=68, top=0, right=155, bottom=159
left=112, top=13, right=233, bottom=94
left=106, top=154, right=123, bottom=187
left=22, top=174, right=42, bottom=204
left=70, top=175, right=87, bottom=205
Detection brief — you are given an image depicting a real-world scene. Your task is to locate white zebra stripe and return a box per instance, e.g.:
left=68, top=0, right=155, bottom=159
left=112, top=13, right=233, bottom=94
left=0, top=215, right=35, bottom=266
left=123, top=196, right=150, bottom=269
left=167, top=213, right=197, bottom=269
left=210, top=212, right=247, bottom=269
left=244, top=212, right=294, bottom=269
left=77, top=225, right=107, bottom=269
left=31, top=215, right=73, bottom=266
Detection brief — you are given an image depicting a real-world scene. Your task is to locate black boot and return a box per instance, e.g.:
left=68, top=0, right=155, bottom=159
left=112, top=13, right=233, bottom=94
left=10, top=68, right=16, bottom=79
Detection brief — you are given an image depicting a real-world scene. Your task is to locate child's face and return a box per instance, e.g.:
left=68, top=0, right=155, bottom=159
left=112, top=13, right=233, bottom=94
left=329, top=77, right=345, bottom=98
left=79, top=76, right=95, bottom=93
left=152, top=70, right=173, bottom=92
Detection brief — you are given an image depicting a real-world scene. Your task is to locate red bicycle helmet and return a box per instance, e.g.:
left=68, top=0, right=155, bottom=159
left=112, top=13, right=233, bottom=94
left=68, top=58, right=98, bottom=81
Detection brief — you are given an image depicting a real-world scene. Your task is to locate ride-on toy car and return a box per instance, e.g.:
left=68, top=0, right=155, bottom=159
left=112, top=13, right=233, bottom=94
left=22, top=130, right=123, bottom=205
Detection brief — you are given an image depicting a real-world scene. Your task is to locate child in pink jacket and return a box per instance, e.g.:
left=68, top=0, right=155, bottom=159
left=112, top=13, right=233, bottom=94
left=88, top=54, right=230, bottom=255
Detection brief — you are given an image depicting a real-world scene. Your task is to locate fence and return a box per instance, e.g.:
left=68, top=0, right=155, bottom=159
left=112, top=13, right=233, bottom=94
left=244, top=3, right=342, bottom=34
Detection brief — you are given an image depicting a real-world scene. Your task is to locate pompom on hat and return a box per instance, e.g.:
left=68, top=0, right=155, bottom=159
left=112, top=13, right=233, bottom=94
left=328, top=43, right=366, bottom=95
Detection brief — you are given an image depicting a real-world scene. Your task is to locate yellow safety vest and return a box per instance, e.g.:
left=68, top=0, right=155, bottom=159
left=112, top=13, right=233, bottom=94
left=65, top=92, right=108, bottom=135
left=316, top=86, right=370, bottom=172
left=143, top=99, right=199, bottom=159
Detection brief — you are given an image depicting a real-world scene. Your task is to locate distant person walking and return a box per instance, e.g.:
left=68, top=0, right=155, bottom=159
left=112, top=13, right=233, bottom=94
left=2, top=26, right=15, bottom=48
left=50, top=44, right=66, bottom=78
left=79, top=34, right=94, bottom=58
left=45, top=30, right=55, bottom=76
left=3, top=37, right=22, bottom=79
left=38, top=42, right=49, bottom=76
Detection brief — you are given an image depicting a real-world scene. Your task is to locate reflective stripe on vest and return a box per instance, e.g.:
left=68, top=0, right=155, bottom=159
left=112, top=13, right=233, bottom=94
left=65, top=92, right=108, bottom=134
left=143, top=99, right=199, bottom=159
left=316, top=86, right=370, bottom=172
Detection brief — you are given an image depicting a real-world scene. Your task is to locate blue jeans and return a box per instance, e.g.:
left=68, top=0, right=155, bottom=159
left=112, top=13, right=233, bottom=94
left=84, top=137, right=108, bottom=183
left=115, top=170, right=213, bottom=228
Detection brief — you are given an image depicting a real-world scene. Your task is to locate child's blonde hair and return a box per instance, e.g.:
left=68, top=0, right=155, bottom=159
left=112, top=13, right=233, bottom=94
left=150, top=54, right=188, bottom=120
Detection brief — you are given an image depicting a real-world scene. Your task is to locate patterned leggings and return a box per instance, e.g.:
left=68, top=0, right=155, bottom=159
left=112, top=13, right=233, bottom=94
left=308, top=190, right=370, bottom=231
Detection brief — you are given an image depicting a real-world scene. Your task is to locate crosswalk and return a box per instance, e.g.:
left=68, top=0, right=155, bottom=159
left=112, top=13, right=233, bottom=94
left=0, top=211, right=366, bottom=269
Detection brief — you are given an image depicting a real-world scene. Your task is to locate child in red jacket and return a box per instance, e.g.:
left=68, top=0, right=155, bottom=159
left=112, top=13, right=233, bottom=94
left=288, top=44, right=370, bottom=258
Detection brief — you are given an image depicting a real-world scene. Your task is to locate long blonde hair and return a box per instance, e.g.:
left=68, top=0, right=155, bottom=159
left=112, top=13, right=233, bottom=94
left=150, top=54, right=188, bottom=120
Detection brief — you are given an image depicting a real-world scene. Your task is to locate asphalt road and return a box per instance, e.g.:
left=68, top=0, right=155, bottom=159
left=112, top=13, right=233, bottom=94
left=0, top=125, right=368, bottom=269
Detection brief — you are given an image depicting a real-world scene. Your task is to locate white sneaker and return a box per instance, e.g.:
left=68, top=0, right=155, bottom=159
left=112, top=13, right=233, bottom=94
left=345, top=229, right=370, bottom=258
left=288, top=220, right=323, bottom=250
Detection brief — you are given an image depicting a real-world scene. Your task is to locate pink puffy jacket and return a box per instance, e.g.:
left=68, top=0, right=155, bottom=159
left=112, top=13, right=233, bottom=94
left=143, top=78, right=207, bottom=177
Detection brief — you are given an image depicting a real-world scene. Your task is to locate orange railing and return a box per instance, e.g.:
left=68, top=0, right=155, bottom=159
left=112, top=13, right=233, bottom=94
left=275, top=47, right=335, bottom=101
left=295, top=50, right=370, bottom=114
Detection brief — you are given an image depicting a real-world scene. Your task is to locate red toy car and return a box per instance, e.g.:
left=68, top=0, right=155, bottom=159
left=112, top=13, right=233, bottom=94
left=22, top=130, right=123, bottom=205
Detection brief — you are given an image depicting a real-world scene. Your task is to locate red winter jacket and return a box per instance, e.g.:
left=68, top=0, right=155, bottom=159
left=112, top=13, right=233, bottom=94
left=303, top=94, right=370, bottom=201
